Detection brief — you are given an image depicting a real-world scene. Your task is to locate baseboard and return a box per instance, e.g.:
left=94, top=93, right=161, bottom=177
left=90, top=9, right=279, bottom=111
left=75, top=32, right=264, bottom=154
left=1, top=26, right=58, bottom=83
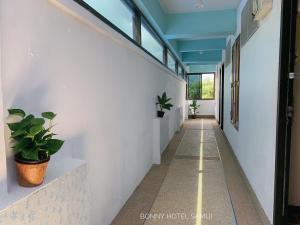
left=188, top=115, right=215, bottom=119
left=218, top=129, right=272, bottom=225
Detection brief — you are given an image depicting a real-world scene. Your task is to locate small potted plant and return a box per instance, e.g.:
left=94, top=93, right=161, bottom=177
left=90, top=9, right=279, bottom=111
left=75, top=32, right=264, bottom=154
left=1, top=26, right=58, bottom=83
left=156, top=92, right=173, bottom=118
left=7, top=109, right=64, bottom=187
left=190, top=100, right=200, bottom=119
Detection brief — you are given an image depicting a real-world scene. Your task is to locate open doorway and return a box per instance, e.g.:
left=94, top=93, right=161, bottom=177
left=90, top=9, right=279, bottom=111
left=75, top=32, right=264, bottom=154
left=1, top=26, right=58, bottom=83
left=218, top=63, right=225, bottom=130
left=274, top=0, right=298, bottom=225
left=288, top=6, right=300, bottom=224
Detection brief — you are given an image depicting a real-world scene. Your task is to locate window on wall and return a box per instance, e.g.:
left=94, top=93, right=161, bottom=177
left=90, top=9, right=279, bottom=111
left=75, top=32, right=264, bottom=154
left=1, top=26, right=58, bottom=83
left=141, top=23, right=164, bottom=62
left=187, top=73, right=215, bottom=100
left=178, top=66, right=184, bottom=78
left=167, top=51, right=176, bottom=72
left=188, top=75, right=201, bottom=99
left=83, top=0, right=135, bottom=38
left=201, top=73, right=215, bottom=99
left=231, top=35, right=241, bottom=129
left=75, top=0, right=186, bottom=76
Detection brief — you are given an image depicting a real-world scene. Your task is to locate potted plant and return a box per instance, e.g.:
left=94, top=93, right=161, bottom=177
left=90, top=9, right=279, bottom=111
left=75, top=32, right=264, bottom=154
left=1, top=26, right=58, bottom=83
left=7, top=109, right=64, bottom=187
left=190, top=100, right=200, bottom=119
left=156, top=92, right=173, bottom=118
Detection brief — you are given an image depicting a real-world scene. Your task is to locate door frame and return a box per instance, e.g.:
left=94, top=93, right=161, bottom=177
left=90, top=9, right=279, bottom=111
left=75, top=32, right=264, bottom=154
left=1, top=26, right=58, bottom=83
left=219, top=63, right=225, bottom=129
left=274, top=0, right=298, bottom=224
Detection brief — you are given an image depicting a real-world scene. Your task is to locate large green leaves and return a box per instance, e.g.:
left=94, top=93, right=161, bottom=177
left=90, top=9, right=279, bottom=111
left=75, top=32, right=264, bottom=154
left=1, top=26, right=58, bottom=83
left=31, top=118, right=45, bottom=126
left=7, top=122, right=22, bottom=131
left=29, top=125, right=43, bottom=136
left=156, top=92, right=173, bottom=111
left=43, top=139, right=64, bottom=155
left=7, top=109, right=64, bottom=161
left=11, top=129, right=27, bottom=138
left=189, top=100, right=200, bottom=115
left=21, top=148, right=39, bottom=161
left=42, top=112, right=56, bottom=120
left=8, top=109, right=25, bottom=118
left=13, top=138, right=33, bottom=154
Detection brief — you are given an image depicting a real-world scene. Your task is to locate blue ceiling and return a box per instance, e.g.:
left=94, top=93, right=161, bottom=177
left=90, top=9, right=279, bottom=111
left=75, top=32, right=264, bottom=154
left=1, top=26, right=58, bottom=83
left=133, top=0, right=237, bottom=71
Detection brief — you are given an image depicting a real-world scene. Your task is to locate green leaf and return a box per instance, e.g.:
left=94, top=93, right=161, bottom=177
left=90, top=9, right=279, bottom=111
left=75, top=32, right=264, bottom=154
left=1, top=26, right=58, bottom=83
left=31, top=118, right=45, bottom=126
left=34, top=128, right=48, bottom=141
left=43, top=139, right=64, bottom=155
left=41, top=112, right=56, bottom=120
left=17, top=114, right=35, bottom=130
left=36, top=139, right=47, bottom=146
left=163, top=103, right=173, bottom=110
left=8, top=109, right=25, bottom=118
left=11, top=129, right=26, bottom=138
left=165, top=97, right=171, bottom=103
left=13, top=138, right=32, bottom=153
left=157, top=95, right=161, bottom=103
left=29, top=125, right=43, bottom=136
left=162, top=92, right=167, bottom=100
left=43, top=133, right=56, bottom=140
left=7, top=122, right=22, bottom=131
left=21, top=148, right=39, bottom=161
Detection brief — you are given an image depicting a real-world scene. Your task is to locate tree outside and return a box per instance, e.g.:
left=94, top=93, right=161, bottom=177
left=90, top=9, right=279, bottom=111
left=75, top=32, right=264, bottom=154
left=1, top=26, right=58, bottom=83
left=188, top=73, right=214, bottom=100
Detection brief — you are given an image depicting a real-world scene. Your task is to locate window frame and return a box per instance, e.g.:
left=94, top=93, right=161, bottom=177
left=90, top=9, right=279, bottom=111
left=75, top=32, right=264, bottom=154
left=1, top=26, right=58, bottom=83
left=74, top=0, right=187, bottom=77
left=186, top=73, right=215, bottom=101
left=231, top=35, right=241, bottom=130
left=167, top=50, right=177, bottom=72
left=140, top=20, right=164, bottom=63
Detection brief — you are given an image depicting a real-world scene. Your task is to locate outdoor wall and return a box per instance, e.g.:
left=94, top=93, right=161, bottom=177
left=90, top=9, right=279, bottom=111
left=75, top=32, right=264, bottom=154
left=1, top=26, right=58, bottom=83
left=223, top=0, right=282, bottom=222
left=0, top=0, right=186, bottom=225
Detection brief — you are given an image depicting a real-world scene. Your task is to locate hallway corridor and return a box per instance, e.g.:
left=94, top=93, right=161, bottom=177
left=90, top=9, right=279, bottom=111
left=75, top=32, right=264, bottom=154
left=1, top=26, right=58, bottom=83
left=111, top=119, right=267, bottom=225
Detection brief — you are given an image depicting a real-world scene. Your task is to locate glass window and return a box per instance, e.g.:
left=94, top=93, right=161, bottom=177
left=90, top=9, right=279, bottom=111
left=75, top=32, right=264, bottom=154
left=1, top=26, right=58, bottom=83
left=83, top=0, right=134, bottom=38
left=167, top=51, right=176, bottom=72
left=201, top=73, right=215, bottom=99
left=188, top=75, right=201, bottom=100
left=178, top=66, right=184, bottom=78
left=141, top=23, right=164, bottom=62
left=187, top=73, right=215, bottom=100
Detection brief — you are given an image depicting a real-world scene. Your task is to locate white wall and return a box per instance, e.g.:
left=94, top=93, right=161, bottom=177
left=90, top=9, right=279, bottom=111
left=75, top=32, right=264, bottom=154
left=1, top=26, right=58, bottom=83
left=0, top=0, right=186, bottom=225
left=187, top=100, right=216, bottom=116
left=223, top=0, right=282, bottom=222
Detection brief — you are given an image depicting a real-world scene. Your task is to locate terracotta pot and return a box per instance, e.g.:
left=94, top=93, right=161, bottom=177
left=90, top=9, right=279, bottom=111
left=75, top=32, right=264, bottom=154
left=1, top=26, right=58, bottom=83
left=15, top=156, right=50, bottom=187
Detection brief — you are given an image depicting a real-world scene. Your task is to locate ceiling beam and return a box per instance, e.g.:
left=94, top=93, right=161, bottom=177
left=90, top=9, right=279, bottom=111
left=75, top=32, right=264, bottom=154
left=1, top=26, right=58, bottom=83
left=178, top=38, right=226, bottom=52
left=165, top=9, right=236, bottom=40
left=182, top=50, right=222, bottom=63
left=188, top=64, right=217, bottom=73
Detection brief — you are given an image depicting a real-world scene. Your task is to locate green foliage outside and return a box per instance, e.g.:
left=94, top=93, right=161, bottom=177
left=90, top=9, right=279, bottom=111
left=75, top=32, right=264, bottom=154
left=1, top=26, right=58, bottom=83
left=201, top=77, right=214, bottom=99
left=188, top=75, right=214, bottom=100
left=188, top=80, right=201, bottom=100
left=7, top=109, right=64, bottom=161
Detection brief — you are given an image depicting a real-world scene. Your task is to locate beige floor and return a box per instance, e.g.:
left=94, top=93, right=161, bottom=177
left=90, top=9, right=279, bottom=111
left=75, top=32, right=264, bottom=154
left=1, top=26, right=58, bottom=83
left=111, top=119, right=267, bottom=225
left=144, top=119, right=236, bottom=225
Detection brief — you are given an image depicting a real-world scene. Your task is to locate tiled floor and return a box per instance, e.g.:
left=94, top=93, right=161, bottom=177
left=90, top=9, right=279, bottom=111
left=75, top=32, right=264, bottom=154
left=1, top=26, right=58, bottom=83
left=110, top=119, right=268, bottom=225
left=144, top=120, right=236, bottom=225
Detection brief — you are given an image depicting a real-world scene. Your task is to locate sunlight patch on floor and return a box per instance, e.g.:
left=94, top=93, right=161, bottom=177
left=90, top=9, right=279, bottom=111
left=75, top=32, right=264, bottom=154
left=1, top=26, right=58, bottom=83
left=196, top=119, right=204, bottom=225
